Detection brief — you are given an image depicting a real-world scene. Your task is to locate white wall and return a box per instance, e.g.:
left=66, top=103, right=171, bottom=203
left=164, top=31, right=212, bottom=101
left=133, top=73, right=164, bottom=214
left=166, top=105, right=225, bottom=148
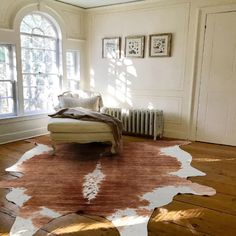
left=86, top=0, right=236, bottom=139
left=87, top=1, right=190, bottom=138
left=0, top=0, right=86, bottom=144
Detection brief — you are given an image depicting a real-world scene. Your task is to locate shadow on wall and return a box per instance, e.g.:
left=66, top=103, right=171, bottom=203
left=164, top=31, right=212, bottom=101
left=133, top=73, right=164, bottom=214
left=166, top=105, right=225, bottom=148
left=89, top=52, right=184, bottom=131
left=90, top=50, right=137, bottom=108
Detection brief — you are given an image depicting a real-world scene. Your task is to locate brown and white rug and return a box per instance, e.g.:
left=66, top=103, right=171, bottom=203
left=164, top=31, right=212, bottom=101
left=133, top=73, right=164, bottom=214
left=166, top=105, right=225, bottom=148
left=0, top=140, right=216, bottom=235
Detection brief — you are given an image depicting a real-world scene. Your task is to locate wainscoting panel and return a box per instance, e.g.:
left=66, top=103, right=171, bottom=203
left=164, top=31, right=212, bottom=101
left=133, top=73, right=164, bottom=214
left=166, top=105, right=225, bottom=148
left=0, top=115, right=49, bottom=144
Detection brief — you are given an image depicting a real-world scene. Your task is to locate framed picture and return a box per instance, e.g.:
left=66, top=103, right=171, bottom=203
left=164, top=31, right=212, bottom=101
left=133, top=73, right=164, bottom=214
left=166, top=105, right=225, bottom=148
left=125, top=35, right=145, bottom=58
left=102, top=37, right=121, bottom=59
left=149, top=33, right=172, bottom=57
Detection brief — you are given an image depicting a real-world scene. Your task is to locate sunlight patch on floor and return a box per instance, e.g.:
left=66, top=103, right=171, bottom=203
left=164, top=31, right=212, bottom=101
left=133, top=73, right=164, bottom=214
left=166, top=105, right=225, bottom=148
left=193, top=157, right=235, bottom=162
left=152, top=208, right=204, bottom=222
left=51, top=221, right=114, bottom=234
left=111, top=215, right=149, bottom=227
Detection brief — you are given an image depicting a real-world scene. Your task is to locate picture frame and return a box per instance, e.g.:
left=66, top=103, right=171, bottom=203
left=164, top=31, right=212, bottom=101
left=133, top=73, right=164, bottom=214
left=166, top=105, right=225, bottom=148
left=125, top=35, right=145, bottom=58
left=102, top=37, right=121, bottom=59
left=149, top=33, right=172, bottom=57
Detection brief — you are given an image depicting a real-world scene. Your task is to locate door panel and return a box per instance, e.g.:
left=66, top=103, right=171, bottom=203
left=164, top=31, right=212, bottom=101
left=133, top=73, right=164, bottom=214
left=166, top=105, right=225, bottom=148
left=197, top=11, right=236, bottom=146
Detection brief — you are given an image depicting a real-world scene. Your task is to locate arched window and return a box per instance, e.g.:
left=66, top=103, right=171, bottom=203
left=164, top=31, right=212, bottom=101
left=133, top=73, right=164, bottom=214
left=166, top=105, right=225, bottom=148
left=20, top=13, right=60, bottom=113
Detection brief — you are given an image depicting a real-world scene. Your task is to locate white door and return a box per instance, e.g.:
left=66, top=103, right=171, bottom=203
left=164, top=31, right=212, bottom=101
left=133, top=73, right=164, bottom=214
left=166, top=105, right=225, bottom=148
left=196, top=11, right=236, bottom=146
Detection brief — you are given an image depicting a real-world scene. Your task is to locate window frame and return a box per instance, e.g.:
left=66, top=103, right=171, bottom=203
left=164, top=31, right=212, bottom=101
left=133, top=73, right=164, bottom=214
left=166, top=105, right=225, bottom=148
left=0, top=11, right=82, bottom=122
left=0, top=44, right=17, bottom=118
left=20, top=13, right=61, bottom=115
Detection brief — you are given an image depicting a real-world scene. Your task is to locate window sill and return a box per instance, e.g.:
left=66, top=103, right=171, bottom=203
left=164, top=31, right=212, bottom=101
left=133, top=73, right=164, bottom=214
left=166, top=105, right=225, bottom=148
left=0, top=113, right=50, bottom=125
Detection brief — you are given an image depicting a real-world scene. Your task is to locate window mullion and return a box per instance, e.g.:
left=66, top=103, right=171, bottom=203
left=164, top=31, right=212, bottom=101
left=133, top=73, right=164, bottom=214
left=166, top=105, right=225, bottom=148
left=21, top=32, right=57, bottom=40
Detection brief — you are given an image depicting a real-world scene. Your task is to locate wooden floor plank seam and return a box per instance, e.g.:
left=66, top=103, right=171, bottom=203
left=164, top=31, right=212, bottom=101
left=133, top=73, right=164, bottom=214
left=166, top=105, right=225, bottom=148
left=159, top=220, right=213, bottom=236
left=0, top=205, right=17, bottom=217
left=0, top=209, right=15, bottom=219
left=201, top=191, right=236, bottom=197
left=173, top=199, right=236, bottom=216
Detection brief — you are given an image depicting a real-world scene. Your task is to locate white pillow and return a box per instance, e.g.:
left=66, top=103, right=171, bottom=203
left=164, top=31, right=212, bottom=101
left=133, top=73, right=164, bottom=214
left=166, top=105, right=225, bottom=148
left=59, top=96, right=100, bottom=111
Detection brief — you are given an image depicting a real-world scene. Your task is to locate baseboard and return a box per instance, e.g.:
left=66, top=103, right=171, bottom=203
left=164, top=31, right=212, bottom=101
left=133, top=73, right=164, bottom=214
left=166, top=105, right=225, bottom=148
left=0, top=127, right=49, bottom=144
left=164, top=129, right=188, bottom=140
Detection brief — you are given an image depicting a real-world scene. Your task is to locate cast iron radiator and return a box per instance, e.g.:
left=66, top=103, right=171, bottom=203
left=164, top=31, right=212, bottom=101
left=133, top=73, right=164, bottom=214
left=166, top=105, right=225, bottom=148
left=102, top=107, right=164, bottom=140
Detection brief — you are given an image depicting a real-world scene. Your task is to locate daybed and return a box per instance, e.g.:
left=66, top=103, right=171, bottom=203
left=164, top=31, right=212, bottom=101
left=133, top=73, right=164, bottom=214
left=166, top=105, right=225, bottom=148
left=47, top=91, right=120, bottom=154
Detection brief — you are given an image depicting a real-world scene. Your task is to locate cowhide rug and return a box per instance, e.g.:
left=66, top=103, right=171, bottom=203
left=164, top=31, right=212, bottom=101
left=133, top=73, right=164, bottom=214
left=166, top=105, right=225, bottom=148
left=0, top=140, right=216, bottom=236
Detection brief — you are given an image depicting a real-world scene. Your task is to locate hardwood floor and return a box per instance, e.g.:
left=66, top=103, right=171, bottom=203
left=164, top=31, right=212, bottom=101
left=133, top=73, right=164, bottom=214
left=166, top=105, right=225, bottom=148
left=0, top=135, right=236, bottom=235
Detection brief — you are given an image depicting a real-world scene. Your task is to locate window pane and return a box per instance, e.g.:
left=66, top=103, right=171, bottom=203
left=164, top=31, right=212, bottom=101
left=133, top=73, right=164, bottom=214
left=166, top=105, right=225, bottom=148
left=23, top=74, right=37, bottom=87
left=32, top=50, right=45, bottom=73
left=0, top=46, right=11, bottom=80
left=21, top=35, right=31, bottom=48
left=0, top=81, right=14, bottom=115
left=45, top=51, right=57, bottom=74
left=0, top=45, right=16, bottom=117
left=0, top=46, right=6, bottom=62
left=23, top=74, right=60, bottom=113
left=0, top=81, right=13, bottom=97
left=44, top=38, right=56, bottom=50
left=20, top=14, right=57, bottom=38
left=22, top=48, right=57, bottom=74
left=23, top=74, right=47, bottom=112
left=31, top=36, right=45, bottom=49
left=20, top=21, right=32, bottom=34
left=0, top=64, right=6, bottom=80
left=22, top=49, right=57, bottom=74
left=20, top=17, right=33, bottom=33
left=66, top=51, right=80, bottom=90
left=21, top=49, right=32, bottom=73
left=68, top=80, right=79, bottom=90
left=41, top=19, right=56, bottom=37
left=0, top=97, right=14, bottom=114
left=31, top=14, right=42, bottom=28
left=66, top=52, right=76, bottom=78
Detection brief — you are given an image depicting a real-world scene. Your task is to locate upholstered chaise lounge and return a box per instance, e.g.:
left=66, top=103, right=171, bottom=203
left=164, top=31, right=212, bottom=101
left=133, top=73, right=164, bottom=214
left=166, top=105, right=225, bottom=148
left=47, top=91, right=118, bottom=154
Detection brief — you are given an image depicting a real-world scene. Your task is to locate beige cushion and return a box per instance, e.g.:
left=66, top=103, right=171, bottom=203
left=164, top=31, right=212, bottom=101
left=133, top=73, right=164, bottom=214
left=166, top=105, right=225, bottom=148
left=48, top=118, right=112, bottom=133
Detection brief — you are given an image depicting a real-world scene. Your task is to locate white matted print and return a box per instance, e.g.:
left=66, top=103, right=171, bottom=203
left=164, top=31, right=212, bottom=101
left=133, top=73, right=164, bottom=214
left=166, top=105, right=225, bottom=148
left=125, top=36, right=145, bottom=58
left=149, top=33, right=172, bottom=57
left=102, top=37, right=121, bottom=59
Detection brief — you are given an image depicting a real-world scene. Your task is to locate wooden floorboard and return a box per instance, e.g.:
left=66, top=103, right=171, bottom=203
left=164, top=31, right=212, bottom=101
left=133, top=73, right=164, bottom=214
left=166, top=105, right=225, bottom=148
left=0, top=211, right=15, bottom=235
left=192, top=178, right=236, bottom=196
left=149, top=201, right=236, bottom=236
left=174, top=192, right=236, bottom=216
left=0, top=136, right=236, bottom=235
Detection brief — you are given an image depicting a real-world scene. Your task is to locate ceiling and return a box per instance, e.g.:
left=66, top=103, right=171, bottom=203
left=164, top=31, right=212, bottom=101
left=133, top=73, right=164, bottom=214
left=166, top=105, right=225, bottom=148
left=55, top=0, right=145, bottom=9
